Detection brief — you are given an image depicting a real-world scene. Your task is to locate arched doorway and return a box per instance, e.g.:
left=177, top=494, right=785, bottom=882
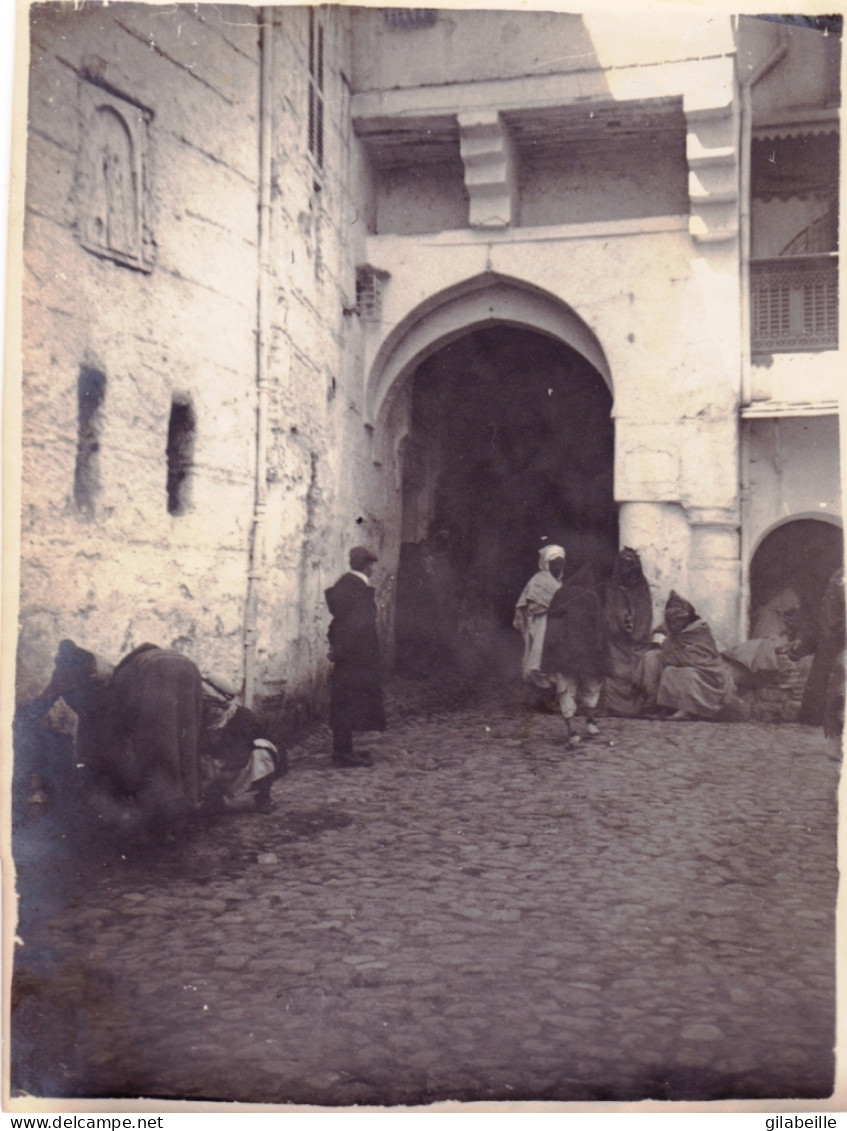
left=748, top=517, right=843, bottom=639
left=394, top=325, right=616, bottom=677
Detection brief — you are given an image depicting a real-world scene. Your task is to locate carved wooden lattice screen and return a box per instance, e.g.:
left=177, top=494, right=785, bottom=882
left=750, top=255, right=839, bottom=353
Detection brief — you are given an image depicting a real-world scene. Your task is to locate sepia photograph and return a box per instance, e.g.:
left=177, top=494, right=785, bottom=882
left=3, top=0, right=844, bottom=1112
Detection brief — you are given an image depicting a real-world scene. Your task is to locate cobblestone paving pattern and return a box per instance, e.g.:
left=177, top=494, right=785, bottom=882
left=10, top=682, right=840, bottom=1107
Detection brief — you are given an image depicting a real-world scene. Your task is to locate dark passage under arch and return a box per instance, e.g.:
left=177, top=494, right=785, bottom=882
left=395, top=326, right=617, bottom=678
left=749, top=518, right=843, bottom=637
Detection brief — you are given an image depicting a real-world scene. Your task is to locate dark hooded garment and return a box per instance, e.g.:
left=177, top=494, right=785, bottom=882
left=638, top=591, right=730, bottom=717
left=541, top=564, right=612, bottom=681
left=603, top=548, right=653, bottom=716
left=37, top=641, right=205, bottom=816
left=819, top=567, right=845, bottom=740
left=29, top=640, right=282, bottom=818
left=793, top=566, right=846, bottom=729
left=325, top=573, right=387, bottom=734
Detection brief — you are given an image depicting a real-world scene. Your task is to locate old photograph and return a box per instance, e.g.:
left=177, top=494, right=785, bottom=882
left=5, top=0, right=844, bottom=1111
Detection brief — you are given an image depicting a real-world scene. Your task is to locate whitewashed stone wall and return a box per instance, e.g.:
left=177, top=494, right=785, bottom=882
left=18, top=5, right=261, bottom=700
left=744, top=416, right=842, bottom=557
left=250, top=7, right=388, bottom=707
left=17, top=3, right=395, bottom=710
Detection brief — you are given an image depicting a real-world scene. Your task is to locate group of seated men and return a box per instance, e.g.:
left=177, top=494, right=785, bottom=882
left=514, top=545, right=845, bottom=748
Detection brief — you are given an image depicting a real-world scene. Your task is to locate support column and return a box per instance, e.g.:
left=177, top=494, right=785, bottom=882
left=685, top=508, right=741, bottom=648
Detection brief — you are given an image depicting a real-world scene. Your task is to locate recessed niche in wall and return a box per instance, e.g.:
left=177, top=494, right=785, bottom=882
left=74, top=78, right=154, bottom=271
left=166, top=397, right=196, bottom=516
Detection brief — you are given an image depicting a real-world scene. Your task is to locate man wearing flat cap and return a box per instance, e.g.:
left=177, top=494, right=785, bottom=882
left=324, top=546, right=386, bottom=766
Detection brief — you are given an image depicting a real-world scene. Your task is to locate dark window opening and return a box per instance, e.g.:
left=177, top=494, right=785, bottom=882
left=73, top=365, right=106, bottom=514
left=356, top=264, right=390, bottom=319
left=166, top=398, right=195, bottom=516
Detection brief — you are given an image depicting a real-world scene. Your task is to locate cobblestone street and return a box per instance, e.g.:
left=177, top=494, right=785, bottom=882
left=10, top=681, right=841, bottom=1108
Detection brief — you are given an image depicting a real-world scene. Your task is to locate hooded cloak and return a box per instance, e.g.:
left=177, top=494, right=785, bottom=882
left=541, top=564, right=611, bottom=681
left=638, top=592, right=730, bottom=717
left=603, top=548, right=653, bottom=716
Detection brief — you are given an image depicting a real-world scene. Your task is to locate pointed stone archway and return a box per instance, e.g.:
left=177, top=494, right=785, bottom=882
left=368, top=276, right=615, bottom=678
left=365, top=272, right=612, bottom=428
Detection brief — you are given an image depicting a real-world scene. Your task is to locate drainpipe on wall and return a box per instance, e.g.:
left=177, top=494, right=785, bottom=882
left=737, top=22, right=788, bottom=640
left=244, top=7, right=274, bottom=709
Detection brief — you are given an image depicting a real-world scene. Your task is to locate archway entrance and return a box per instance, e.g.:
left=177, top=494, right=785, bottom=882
left=749, top=517, right=843, bottom=639
left=394, top=325, right=616, bottom=677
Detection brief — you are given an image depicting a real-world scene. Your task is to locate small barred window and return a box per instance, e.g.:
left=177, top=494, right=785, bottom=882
left=356, top=265, right=390, bottom=320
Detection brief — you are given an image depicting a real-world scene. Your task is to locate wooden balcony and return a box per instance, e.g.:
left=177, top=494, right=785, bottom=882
left=750, top=254, right=838, bottom=354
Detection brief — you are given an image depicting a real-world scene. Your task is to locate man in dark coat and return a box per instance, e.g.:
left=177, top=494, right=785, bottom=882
left=325, top=546, right=387, bottom=767
left=541, top=563, right=612, bottom=746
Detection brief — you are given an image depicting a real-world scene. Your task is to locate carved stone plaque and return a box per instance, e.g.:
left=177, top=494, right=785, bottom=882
left=75, top=77, right=153, bottom=271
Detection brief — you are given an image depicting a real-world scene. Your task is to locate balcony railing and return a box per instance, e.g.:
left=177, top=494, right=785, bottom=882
left=751, top=254, right=838, bottom=354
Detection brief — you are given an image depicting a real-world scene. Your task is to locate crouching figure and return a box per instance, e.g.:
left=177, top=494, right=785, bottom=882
left=24, top=640, right=284, bottom=827
left=637, top=592, right=731, bottom=720
left=200, top=677, right=283, bottom=813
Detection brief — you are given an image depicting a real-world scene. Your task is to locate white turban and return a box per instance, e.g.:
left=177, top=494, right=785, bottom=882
left=538, top=544, right=566, bottom=571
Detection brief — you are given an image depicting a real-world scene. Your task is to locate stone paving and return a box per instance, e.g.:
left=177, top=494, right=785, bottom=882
left=9, top=680, right=841, bottom=1107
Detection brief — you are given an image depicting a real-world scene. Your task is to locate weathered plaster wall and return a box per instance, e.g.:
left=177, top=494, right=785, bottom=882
left=374, top=160, right=468, bottom=235
left=351, top=10, right=603, bottom=91
left=18, top=3, right=262, bottom=700
left=746, top=18, right=840, bottom=118
left=519, top=137, right=688, bottom=227
left=749, top=352, right=842, bottom=408
left=18, top=4, right=392, bottom=714
left=745, top=415, right=842, bottom=558
left=350, top=9, right=735, bottom=94
left=252, top=7, right=388, bottom=708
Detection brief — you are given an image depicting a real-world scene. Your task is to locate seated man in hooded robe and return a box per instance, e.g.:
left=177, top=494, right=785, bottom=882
left=603, top=547, right=653, bottom=717
left=637, top=591, right=730, bottom=720
left=541, top=563, right=612, bottom=746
